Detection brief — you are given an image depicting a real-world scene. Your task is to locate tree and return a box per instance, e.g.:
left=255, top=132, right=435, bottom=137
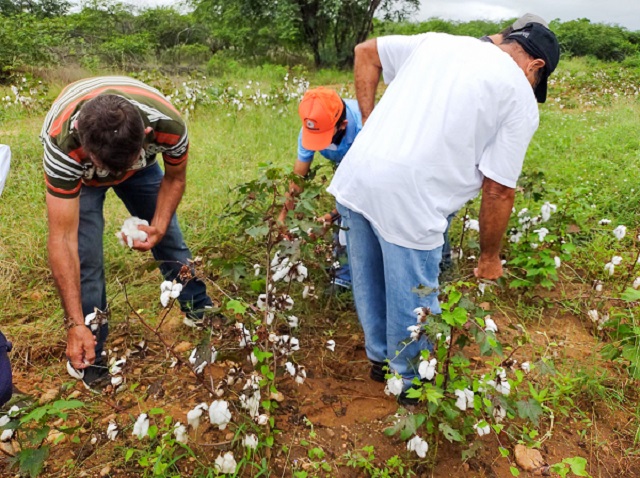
left=192, top=0, right=419, bottom=67
left=0, top=0, right=70, bottom=18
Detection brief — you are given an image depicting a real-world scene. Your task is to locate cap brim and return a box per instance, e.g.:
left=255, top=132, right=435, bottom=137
left=534, top=75, right=548, bottom=103
left=301, top=128, right=334, bottom=151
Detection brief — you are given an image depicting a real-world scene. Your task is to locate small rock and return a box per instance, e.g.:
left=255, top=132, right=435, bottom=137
left=326, top=429, right=335, bottom=438
left=225, top=432, right=234, bottom=441
left=173, top=341, right=193, bottom=354
left=515, top=444, right=547, bottom=473
left=479, top=302, right=491, bottom=310
left=100, top=465, right=111, bottom=476
left=0, top=441, right=15, bottom=456
left=46, top=430, right=66, bottom=445
left=39, top=388, right=59, bottom=404
left=68, top=390, right=82, bottom=399
left=270, top=391, right=285, bottom=402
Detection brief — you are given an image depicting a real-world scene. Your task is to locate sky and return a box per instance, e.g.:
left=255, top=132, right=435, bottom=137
left=415, top=0, right=640, bottom=30
left=122, top=0, right=640, bottom=31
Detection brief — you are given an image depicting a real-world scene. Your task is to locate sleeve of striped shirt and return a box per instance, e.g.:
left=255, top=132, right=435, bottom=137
left=41, top=131, right=83, bottom=199
left=159, top=121, right=189, bottom=166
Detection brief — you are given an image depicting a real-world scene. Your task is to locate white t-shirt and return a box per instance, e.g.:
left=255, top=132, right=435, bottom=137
left=327, top=32, right=539, bottom=250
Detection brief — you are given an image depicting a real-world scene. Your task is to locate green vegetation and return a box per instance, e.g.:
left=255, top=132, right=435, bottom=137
left=2, top=2, right=640, bottom=476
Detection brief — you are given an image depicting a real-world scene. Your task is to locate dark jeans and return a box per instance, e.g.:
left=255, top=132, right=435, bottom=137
left=440, top=213, right=456, bottom=273
left=0, top=330, right=12, bottom=406
left=78, top=163, right=212, bottom=355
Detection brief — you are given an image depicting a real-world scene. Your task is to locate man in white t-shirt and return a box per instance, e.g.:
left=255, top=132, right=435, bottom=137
left=327, top=23, right=559, bottom=403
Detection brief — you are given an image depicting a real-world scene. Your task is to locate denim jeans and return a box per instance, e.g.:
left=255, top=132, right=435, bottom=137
left=336, top=203, right=442, bottom=384
left=78, top=163, right=212, bottom=355
left=440, top=213, right=456, bottom=273
left=332, top=222, right=351, bottom=289
left=0, top=330, right=12, bottom=406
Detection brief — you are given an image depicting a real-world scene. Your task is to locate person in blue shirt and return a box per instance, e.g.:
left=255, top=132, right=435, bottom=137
left=279, top=87, right=362, bottom=290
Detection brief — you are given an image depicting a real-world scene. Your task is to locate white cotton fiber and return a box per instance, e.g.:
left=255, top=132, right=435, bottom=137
left=117, top=217, right=149, bottom=248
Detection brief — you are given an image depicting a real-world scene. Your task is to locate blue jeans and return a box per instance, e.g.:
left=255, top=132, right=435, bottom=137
left=332, top=221, right=351, bottom=289
left=79, top=163, right=212, bottom=355
left=440, top=213, right=456, bottom=273
left=337, top=203, right=441, bottom=383
left=0, top=330, right=12, bottom=406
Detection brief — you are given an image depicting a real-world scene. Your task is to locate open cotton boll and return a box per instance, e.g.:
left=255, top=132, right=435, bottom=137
left=474, top=421, right=491, bottom=437
left=385, top=375, right=404, bottom=396
left=463, top=388, right=474, bottom=408
left=106, top=421, right=118, bottom=441
left=160, top=281, right=173, bottom=293
left=111, top=376, right=123, bottom=387
left=604, top=262, right=615, bottom=276
left=66, top=361, right=84, bottom=380
left=160, top=290, right=172, bottom=307
left=554, top=256, right=561, bottom=268
left=326, top=340, right=336, bottom=352
left=613, top=225, right=627, bottom=240
left=132, top=413, right=149, bottom=439
left=187, top=408, right=203, bottom=430
left=1, top=427, right=14, bottom=442
left=484, top=317, right=498, bottom=333
left=454, top=389, right=467, bottom=411
left=214, top=451, right=237, bottom=474
left=418, top=358, right=437, bottom=381
left=295, top=366, right=307, bottom=385
left=0, top=416, right=9, bottom=428
left=170, top=283, right=183, bottom=299
left=173, top=423, right=188, bottom=444
left=209, top=400, right=232, bottom=430
left=611, top=256, right=623, bottom=266
left=633, top=277, right=640, bottom=290
left=287, top=315, right=299, bottom=328
left=284, top=362, right=296, bottom=377
left=407, top=435, right=429, bottom=458
left=256, top=414, right=269, bottom=426
left=117, top=216, right=149, bottom=248
left=243, top=434, right=258, bottom=450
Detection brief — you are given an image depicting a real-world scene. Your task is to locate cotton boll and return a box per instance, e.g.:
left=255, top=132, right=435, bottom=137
left=599, top=219, right=611, bottom=225
left=407, top=325, right=422, bottom=341
left=407, top=435, right=429, bottom=458
left=326, top=340, right=336, bottom=352
left=209, top=400, right=232, bottom=430
left=66, top=361, right=84, bottom=380
left=132, top=414, right=149, bottom=439
left=187, top=407, right=203, bottom=430
left=1, top=428, right=14, bottom=442
left=493, top=405, right=507, bottom=423
left=106, top=421, right=118, bottom=441
left=554, top=256, right=561, bottom=268
left=613, top=225, right=627, bottom=240
left=385, top=376, right=404, bottom=396
left=111, top=375, right=123, bottom=387
left=256, top=414, right=269, bottom=426
left=484, top=317, right=498, bottom=333
left=170, top=283, right=183, bottom=299
left=611, top=256, right=623, bottom=266
left=295, top=367, right=307, bottom=384
left=521, top=362, right=531, bottom=374
left=604, top=262, right=615, bottom=276
left=173, top=423, right=188, bottom=443
left=243, top=433, right=259, bottom=450
left=284, top=362, right=296, bottom=377
left=633, top=277, right=640, bottom=290
left=474, top=422, right=490, bottom=437
left=287, top=315, right=299, bottom=328
left=160, top=281, right=173, bottom=293
left=418, top=358, right=437, bottom=381
left=118, top=217, right=149, bottom=248
left=463, top=388, right=474, bottom=408
left=214, top=451, right=237, bottom=474
left=454, top=389, right=467, bottom=411
left=160, top=290, right=172, bottom=307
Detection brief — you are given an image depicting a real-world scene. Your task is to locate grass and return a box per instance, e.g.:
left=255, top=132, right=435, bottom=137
left=1, top=58, right=640, bottom=476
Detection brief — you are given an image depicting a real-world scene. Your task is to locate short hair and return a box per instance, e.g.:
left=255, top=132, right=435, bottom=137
left=77, top=95, right=145, bottom=173
left=337, top=99, right=347, bottom=125
left=501, top=38, right=546, bottom=86
left=499, top=26, right=514, bottom=38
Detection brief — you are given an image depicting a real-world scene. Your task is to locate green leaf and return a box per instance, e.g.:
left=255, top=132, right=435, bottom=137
left=225, top=299, right=247, bottom=314
left=148, top=408, right=165, bottom=416
left=510, top=466, right=521, bottom=476
left=564, top=456, right=589, bottom=476
left=621, top=287, right=640, bottom=302
left=499, top=447, right=509, bottom=457
left=438, top=422, right=463, bottom=442
left=125, top=448, right=135, bottom=462
left=516, top=399, right=543, bottom=425
left=14, top=446, right=49, bottom=478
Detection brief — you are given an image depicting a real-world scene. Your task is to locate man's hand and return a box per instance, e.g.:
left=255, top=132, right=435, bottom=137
left=130, top=224, right=165, bottom=251
left=67, top=326, right=97, bottom=369
left=474, top=254, right=503, bottom=280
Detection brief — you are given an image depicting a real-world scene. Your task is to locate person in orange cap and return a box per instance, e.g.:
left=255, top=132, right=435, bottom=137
left=279, top=87, right=363, bottom=290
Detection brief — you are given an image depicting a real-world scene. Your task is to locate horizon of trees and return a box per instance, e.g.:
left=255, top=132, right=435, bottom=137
left=1, top=0, right=640, bottom=79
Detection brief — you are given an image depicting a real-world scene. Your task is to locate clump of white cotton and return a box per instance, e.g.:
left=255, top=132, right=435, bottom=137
left=117, top=217, right=149, bottom=248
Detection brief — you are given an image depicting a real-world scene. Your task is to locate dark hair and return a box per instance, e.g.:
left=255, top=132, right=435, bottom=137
left=337, top=99, right=347, bottom=125
left=499, top=25, right=514, bottom=38
left=77, top=94, right=145, bottom=173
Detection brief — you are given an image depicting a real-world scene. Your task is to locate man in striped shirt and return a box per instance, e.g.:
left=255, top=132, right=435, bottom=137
left=41, top=76, right=212, bottom=388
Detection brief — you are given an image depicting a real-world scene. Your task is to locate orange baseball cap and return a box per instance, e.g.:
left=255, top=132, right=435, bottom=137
left=298, top=87, right=344, bottom=151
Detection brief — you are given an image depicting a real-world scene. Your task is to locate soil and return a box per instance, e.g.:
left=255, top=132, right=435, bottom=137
left=2, top=286, right=640, bottom=478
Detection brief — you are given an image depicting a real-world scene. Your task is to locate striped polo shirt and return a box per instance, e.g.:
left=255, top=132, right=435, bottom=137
left=40, top=76, right=189, bottom=198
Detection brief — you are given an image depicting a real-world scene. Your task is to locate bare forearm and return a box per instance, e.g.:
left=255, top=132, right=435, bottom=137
left=48, top=237, right=83, bottom=324
left=354, top=39, right=382, bottom=123
left=152, top=176, right=185, bottom=234
left=478, top=179, right=515, bottom=259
